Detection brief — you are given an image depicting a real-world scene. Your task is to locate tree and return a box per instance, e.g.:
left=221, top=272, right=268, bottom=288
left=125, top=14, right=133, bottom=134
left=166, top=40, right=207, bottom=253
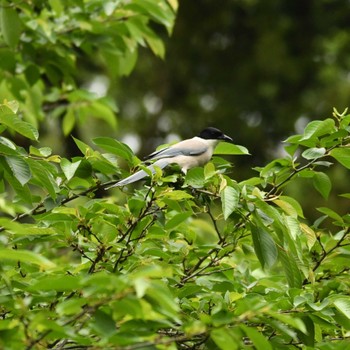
left=1, top=1, right=350, bottom=349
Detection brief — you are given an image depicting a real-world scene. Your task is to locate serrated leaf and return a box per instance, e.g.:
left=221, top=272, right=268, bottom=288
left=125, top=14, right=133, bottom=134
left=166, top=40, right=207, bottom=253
left=300, top=223, right=317, bottom=250
left=312, top=172, right=331, bottom=199
left=278, top=249, right=303, bottom=288
left=221, top=185, right=240, bottom=220
left=333, top=297, right=350, bottom=319
left=275, top=195, right=304, bottom=218
left=27, top=158, right=58, bottom=199
left=185, top=167, right=205, bottom=188
left=250, top=222, right=278, bottom=269
left=330, top=147, right=350, bottom=169
left=5, top=156, right=31, bottom=185
left=0, top=248, right=55, bottom=268
left=0, top=106, right=38, bottom=140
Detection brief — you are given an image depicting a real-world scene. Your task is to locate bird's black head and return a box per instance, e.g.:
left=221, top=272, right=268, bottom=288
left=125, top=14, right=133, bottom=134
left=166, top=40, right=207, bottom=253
left=198, top=127, right=234, bottom=143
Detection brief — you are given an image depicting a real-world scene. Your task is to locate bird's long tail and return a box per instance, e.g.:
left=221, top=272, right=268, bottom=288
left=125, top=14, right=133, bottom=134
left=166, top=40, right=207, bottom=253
left=105, top=159, right=169, bottom=189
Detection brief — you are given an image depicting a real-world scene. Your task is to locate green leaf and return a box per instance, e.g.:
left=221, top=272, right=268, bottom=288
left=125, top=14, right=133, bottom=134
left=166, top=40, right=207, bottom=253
left=317, top=207, right=343, bottom=223
left=273, top=196, right=304, bottom=218
left=250, top=221, right=278, bottom=269
left=268, top=312, right=307, bottom=334
left=29, top=146, right=52, bottom=157
left=301, top=147, right=326, bottom=160
left=221, top=185, right=240, bottom=220
left=0, top=6, right=22, bottom=47
left=60, top=158, right=81, bottom=181
left=211, top=328, right=240, bottom=350
left=296, top=316, right=315, bottom=347
left=241, top=325, right=273, bottom=350
left=214, top=142, right=250, bottom=155
left=185, top=167, right=205, bottom=188
left=29, top=275, right=81, bottom=291
left=330, top=147, right=350, bottom=169
left=333, top=297, right=350, bottom=319
left=62, top=107, right=76, bottom=136
left=0, top=106, right=39, bottom=140
left=88, top=100, right=117, bottom=129
left=278, top=249, right=303, bottom=288
left=0, top=139, right=19, bottom=156
left=0, top=218, right=56, bottom=236
left=300, top=119, right=335, bottom=141
left=27, top=158, right=58, bottom=199
left=0, top=248, right=55, bottom=268
left=165, top=212, right=192, bottom=230
left=91, top=309, right=116, bottom=337
left=93, top=137, right=134, bottom=163
left=312, top=172, right=331, bottom=199
left=5, top=156, right=31, bottom=185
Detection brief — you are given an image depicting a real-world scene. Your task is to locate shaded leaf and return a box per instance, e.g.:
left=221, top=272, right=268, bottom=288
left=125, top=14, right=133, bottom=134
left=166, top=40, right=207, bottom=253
left=0, top=7, right=22, bottom=47
left=250, top=221, right=278, bottom=269
left=312, top=172, right=331, bottom=199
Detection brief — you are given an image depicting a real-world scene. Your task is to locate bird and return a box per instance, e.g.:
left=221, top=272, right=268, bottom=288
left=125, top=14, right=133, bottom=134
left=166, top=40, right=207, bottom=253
left=106, top=127, right=234, bottom=189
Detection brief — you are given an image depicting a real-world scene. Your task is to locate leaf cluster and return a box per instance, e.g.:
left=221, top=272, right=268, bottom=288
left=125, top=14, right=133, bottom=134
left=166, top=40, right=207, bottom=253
left=0, top=103, right=350, bottom=349
left=0, top=0, right=176, bottom=134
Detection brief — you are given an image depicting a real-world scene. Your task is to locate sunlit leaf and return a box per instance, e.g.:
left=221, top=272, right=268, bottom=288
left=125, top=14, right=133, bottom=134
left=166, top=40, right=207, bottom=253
left=330, top=147, right=350, bottom=169
left=214, top=142, right=250, bottom=155
left=221, top=185, right=240, bottom=220
left=0, top=106, right=38, bottom=140
left=300, top=119, right=335, bottom=141
left=301, top=147, right=326, bottom=160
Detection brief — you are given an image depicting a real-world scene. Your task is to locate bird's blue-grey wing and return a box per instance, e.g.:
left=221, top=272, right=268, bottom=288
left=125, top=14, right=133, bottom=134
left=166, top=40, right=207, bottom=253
left=145, top=139, right=207, bottom=160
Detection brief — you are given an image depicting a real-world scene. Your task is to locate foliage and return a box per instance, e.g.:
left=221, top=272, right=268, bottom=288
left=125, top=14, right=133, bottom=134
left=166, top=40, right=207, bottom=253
left=0, top=99, right=350, bottom=349
left=0, top=0, right=176, bottom=135
left=1, top=1, right=350, bottom=349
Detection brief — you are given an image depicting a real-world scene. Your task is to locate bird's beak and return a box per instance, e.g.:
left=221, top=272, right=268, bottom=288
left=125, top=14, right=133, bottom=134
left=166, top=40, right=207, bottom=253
left=219, top=134, right=234, bottom=143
